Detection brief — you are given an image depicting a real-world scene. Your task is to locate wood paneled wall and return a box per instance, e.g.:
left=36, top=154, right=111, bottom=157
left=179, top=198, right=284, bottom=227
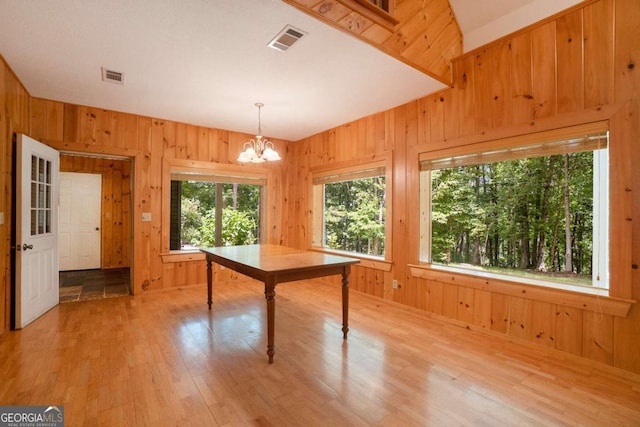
left=284, top=0, right=640, bottom=374
left=29, top=100, right=289, bottom=295
left=0, top=58, right=31, bottom=335
left=59, top=155, right=131, bottom=269
left=0, top=60, right=289, bottom=333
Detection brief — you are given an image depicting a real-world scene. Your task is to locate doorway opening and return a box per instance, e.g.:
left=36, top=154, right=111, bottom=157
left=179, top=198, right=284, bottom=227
left=58, top=154, right=133, bottom=302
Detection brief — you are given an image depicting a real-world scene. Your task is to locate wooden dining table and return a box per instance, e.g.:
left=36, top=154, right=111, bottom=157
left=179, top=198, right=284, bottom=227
left=200, top=244, right=360, bottom=363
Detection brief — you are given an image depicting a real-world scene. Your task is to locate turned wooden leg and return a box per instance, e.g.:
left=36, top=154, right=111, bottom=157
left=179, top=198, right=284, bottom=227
left=206, top=258, right=213, bottom=309
left=264, top=279, right=276, bottom=363
left=342, top=266, right=350, bottom=339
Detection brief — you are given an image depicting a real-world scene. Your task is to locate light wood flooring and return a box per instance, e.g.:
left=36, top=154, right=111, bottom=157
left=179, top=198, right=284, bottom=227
left=1, top=278, right=639, bottom=426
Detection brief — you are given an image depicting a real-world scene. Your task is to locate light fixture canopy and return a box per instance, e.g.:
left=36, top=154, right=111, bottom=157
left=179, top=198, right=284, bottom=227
left=237, top=103, right=281, bottom=163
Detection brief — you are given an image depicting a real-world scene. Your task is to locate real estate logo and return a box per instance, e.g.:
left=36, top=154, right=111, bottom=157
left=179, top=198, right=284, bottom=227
left=0, top=406, right=64, bottom=427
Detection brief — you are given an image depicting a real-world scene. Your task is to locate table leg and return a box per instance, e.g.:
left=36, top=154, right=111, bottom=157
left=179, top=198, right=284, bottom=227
left=342, top=266, right=350, bottom=339
left=206, top=258, right=213, bottom=309
left=265, top=279, right=276, bottom=363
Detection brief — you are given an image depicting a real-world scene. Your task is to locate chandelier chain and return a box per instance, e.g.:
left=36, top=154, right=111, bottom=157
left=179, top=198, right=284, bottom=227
left=237, top=103, right=281, bottom=163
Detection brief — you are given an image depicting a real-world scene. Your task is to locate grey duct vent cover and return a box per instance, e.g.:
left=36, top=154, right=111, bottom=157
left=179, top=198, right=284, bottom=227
left=267, top=25, right=307, bottom=52
left=101, top=68, right=124, bottom=84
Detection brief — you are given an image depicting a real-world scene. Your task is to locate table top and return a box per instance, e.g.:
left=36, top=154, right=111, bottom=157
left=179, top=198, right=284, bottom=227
left=200, top=244, right=360, bottom=275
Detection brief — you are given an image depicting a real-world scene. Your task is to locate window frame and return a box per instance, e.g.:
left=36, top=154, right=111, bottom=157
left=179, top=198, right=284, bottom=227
left=161, top=159, right=269, bottom=258
left=310, top=154, right=393, bottom=262
left=411, top=115, right=634, bottom=318
left=420, top=130, right=609, bottom=293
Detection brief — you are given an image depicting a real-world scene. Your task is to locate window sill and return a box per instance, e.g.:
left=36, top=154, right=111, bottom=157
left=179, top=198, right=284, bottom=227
left=160, top=251, right=206, bottom=263
left=310, top=247, right=392, bottom=272
left=408, top=263, right=634, bottom=318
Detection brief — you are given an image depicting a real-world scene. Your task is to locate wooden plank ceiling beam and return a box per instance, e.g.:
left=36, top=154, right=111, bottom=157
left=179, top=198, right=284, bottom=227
left=282, top=0, right=463, bottom=86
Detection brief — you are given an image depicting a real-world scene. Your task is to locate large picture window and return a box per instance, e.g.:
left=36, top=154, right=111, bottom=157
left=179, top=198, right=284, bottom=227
left=420, top=128, right=609, bottom=291
left=312, top=160, right=387, bottom=258
left=168, top=166, right=266, bottom=250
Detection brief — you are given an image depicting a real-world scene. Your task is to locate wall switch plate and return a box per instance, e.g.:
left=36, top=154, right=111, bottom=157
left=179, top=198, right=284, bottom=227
left=0, top=212, right=4, bottom=225
left=392, top=279, right=398, bottom=289
left=142, top=212, right=152, bottom=222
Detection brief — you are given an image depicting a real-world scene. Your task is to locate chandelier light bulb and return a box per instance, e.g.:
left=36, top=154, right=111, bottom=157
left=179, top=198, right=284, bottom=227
left=237, top=103, right=281, bottom=163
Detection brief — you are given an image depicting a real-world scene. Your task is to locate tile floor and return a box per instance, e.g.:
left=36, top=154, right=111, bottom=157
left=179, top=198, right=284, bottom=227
left=59, top=268, right=130, bottom=303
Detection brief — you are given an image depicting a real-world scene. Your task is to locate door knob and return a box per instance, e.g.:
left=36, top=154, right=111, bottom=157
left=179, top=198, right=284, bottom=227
left=22, top=244, right=33, bottom=251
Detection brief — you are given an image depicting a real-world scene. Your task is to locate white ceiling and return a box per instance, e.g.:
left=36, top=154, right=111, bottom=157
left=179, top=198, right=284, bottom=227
left=0, top=0, right=581, bottom=142
left=451, top=0, right=583, bottom=52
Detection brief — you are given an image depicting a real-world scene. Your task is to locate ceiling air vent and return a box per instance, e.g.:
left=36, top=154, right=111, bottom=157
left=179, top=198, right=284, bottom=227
left=101, top=67, right=124, bottom=85
left=267, top=25, right=307, bottom=52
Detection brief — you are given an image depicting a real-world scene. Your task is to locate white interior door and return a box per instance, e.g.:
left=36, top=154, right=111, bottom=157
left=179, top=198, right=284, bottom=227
left=15, top=134, right=60, bottom=329
left=59, top=172, right=101, bottom=271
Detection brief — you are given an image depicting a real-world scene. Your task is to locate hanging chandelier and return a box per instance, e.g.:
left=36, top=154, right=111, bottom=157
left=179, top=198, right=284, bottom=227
left=237, top=103, right=281, bottom=163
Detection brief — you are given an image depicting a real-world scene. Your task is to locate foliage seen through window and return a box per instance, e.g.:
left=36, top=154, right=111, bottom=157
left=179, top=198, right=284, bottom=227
left=323, top=176, right=385, bottom=256
left=428, top=147, right=608, bottom=288
left=170, top=181, right=260, bottom=249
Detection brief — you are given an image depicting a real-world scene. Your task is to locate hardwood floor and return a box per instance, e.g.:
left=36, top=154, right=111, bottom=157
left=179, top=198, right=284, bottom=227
left=1, top=278, right=639, bottom=426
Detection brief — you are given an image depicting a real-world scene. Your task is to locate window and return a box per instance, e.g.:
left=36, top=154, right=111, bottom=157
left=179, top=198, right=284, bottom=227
left=419, top=127, right=609, bottom=291
left=168, top=165, right=266, bottom=250
left=312, top=160, right=387, bottom=257
left=31, top=155, right=53, bottom=235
